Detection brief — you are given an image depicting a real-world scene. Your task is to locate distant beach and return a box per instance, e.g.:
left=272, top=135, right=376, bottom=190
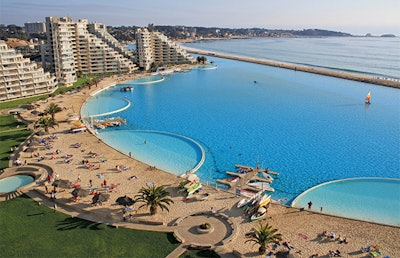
left=183, top=46, right=400, bottom=88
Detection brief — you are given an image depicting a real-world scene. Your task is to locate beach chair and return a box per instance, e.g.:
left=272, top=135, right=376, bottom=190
left=369, top=251, right=382, bottom=257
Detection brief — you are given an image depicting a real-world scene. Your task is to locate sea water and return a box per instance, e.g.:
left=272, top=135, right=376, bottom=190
left=185, top=37, right=400, bottom=79
left=82, top=38, right=400, bottom=225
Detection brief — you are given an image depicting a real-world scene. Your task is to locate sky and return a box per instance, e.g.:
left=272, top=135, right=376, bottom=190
left=0, top=0, right=399, bottom=36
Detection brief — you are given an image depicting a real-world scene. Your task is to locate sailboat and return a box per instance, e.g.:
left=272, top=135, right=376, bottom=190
left=365, top=90, right=371, bottom=104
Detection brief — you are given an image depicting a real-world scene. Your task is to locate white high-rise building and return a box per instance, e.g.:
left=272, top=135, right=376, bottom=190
left=44, top=17, right=137, bottom=86
left=136, top=28, right=195, bottom=70
left=45, top=17, right=77, bottom=86
left=0, top=40, right=57, bottom=101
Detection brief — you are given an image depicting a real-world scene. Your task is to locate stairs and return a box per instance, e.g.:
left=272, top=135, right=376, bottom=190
left=5, top=190, right=24, bottom=201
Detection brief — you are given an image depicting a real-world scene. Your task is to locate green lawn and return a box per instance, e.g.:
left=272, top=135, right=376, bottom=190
left=0, top=195, right=181, bottom=258
left=0, top=115, right=27, bottom=131
left=0, top=129, right=32, bottom=169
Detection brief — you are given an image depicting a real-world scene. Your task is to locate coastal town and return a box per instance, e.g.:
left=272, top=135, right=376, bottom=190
left=1, top=10, right=399, bottom=258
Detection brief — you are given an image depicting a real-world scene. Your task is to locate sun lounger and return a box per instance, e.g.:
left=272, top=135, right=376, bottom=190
left=369, top=251, right=382, bottom=257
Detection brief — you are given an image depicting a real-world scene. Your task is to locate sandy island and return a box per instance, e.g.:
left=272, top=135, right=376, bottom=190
left=8, top=69, right=400, bottom=258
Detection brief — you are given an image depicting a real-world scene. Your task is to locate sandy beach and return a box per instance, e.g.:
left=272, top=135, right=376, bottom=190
left=12, top=72, right=400, bottom=258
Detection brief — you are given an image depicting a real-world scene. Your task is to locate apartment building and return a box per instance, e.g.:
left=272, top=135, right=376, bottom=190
left=0, top=40, right=57, bottom=101
left=24, top=22, right=46, bottom=33
left=136, top=28, right=195, bottom=70
left=44, top=17, right=137, bottom=86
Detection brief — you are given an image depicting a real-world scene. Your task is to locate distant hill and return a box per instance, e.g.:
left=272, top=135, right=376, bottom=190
left=1, top=23, right=354, bottom=45
left=381, top=34, right=396, bottom=37
left=291, top=29, right=352, bottom=37
left=108, top=25, right=353, bottom=42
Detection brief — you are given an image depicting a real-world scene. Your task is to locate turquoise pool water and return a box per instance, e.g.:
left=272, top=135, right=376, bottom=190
left=0, top=175, right=34, bottom=192
left=292, top=178, right=400, bottom=226
left=97, top=130, right=205, bottom=175
left=82, top=56, right=400, bottom=225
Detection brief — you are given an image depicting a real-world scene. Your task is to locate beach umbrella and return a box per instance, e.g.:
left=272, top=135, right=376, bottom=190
left=116, top=195, right=134, bottom=206
left=92, top=193, right=110, bottom=203
left=71, top=188, right=90, bottom=198
left=52, top=179, right=72, bottom=189
left=20, top=104, right=35, bottom=110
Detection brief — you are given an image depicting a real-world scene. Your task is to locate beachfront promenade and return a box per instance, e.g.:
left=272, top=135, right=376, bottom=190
left=5, top=73, right=400, bottom=257
left=184, top=47, right=400, bottom=89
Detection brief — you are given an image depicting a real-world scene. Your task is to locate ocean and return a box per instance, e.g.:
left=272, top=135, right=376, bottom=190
left=184, top=37, right=400, bottom=80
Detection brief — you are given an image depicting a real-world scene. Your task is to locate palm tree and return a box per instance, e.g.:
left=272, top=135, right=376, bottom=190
left=196, top=56, right=207, bottom=64
left=35, top=117, right=59, bottom=133
left=245, top=222, right=282, bottom=254
left=44, top=103, right=62, bottom=121
left=134, top=185, right=174, bottom=215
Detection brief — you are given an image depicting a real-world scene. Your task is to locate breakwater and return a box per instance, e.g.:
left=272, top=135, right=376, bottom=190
left=185, top=48, right=400, bottom=89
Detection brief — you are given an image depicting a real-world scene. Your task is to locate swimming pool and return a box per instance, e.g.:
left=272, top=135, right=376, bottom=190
left=291, top=178, right=400, bottom=227
left=81, top=56, right=400, bottom=225
left=0, top=175, right=34, bottom=193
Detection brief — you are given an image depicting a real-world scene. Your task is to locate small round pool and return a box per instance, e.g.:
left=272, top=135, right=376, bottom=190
left=0, top=175, right=34, bottom=193
left=291, top=178, right=400, bottom=227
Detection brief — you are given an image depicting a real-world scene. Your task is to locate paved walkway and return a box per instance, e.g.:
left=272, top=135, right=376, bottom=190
left=25, top=188, right=238, bottom=257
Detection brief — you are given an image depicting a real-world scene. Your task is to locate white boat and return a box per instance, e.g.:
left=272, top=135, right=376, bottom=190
left=245, top=193, right=270, bottom=215
left=259, top=194, right=271, bottom=207
left=250, top=206, right=268, bottom=221
left=237, top=198, right=249, bottom=208
left=240, top=188, right=260, bottom=198
left=259, top=172, right=274, bottom=182
left=247, top=180, right=275, bottom=192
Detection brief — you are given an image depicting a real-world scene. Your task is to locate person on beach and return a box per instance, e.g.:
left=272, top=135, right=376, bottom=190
left=308, top=201, right=312, bottom=209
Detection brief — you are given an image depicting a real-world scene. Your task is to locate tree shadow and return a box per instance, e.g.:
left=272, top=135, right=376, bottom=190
left=56, top=216, right=104, bottom=231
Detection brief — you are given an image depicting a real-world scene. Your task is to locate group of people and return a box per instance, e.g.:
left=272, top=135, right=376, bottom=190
left=322, top=230, right=349, bottom=244
left=83, top=159, right=101, bottom=170
left=13, top=159, right=24, bottom=166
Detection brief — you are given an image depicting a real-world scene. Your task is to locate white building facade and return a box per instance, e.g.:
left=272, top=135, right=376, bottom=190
left=135, top=28, right=195, bottom=70
left=44, top=17, right=137, bottom=86
left=0, top=40, right=57, bottom=101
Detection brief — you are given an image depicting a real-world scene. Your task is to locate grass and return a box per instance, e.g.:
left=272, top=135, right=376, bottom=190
left=0, top=127, right=32, bottom=169
left=0, top=195, right=181, bottom=258
left=0, top=115, right=27, bottom=131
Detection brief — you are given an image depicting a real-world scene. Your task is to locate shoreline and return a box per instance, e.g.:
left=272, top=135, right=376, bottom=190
left=182, top=46, right=400, bottom=89
left=10, top=71, right=400, bottom=257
